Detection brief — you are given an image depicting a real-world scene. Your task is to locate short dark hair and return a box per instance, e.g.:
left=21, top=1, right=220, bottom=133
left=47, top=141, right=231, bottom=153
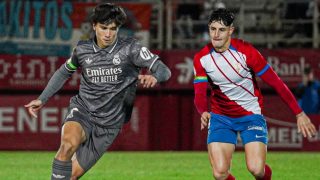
left=91, top=3, right=127, bottom=27
left=208, top=8, right=234, bottom=26
left=304, top=67, right=312, bottom=75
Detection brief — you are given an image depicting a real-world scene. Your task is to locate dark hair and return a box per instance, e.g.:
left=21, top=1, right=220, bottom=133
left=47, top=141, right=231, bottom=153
left=304, top=67, right=312, bottom=75
left=91, top=3, right=127, bottom=26
left=208, top=8, right=234, bottom=26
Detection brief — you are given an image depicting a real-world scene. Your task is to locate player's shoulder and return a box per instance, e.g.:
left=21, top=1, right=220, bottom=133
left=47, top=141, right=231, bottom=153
left=116, top=36, right=144, bottom=53
left=118, top=36, right=139, bottom=47
left=231, top=38, right=258, bottom=51
left=76, top=39, right=92, bottom=47
left=194, top=43, right=212, bottom=60
left=231, top=38, right=258, bottom=55
left=74, top=39, right=94, bottom=53
left=231, top=38, right=254, bottom=48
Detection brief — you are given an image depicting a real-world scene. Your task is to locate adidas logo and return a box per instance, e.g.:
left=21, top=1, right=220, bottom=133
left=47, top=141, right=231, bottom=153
left=52, top=173, right=65, bottom=179
left=85, top=58, right=92, bottom=64
left=66, top=108, right=79, bottom=119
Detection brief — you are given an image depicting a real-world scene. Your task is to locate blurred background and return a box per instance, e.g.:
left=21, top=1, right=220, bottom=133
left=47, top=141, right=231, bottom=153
left=0, top=0, right=320, bottom=152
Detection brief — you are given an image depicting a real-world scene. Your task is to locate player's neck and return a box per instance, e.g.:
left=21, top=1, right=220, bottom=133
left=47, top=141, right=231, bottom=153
left=214, top=39, right=231, bottom=53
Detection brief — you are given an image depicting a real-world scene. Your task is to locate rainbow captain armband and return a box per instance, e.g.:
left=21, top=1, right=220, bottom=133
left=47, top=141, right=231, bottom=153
left=194, top=76, right=208, bottom=84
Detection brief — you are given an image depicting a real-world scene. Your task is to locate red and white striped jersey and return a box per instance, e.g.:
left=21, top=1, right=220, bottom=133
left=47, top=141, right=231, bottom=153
left=193, top=39, right=268, bottom=117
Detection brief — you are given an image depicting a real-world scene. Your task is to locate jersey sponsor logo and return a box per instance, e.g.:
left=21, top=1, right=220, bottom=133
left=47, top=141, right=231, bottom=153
left=86, top=67, right=122, bottom=83
left=66, top=108, right=79, bottom=119
left=113, top=54, right=121, bottom=65
left=86, top=67, right=122, bottom=77
left=139, top=47, right=154, bottom=60
left=85, top=58, right=93, bottom=64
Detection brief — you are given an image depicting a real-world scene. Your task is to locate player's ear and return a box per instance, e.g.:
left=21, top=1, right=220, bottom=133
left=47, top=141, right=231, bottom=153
left=92, top=23, right=96, bottom=31
left=229, top=26, right=234, bottom=35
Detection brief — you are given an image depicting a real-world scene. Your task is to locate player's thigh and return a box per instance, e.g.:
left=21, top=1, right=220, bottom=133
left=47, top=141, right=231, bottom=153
left=208, top=142, right=235, bottom=171
left=61, top=121, right=86, bottom=145
left=244, top=142, right=267, bottom=171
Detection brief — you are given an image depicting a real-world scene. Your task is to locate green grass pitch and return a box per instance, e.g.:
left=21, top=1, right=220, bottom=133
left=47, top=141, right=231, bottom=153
left=0, top=151, right=319, bottom=179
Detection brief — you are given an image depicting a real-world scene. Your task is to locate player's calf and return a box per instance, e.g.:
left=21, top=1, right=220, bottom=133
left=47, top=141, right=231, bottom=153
left=51, top=158, right=72, bottom=180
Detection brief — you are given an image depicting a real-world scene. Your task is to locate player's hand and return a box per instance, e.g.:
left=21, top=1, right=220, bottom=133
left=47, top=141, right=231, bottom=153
left=296, top=111, right=316, bottom=138
left=200, top=112, right=211, bottom=130
left=24, top=99, right=43, bottom=118
left=138, top=75, right=157, bottom=88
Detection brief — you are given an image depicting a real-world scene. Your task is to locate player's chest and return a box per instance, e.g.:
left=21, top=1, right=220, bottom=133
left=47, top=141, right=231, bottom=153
left=78, top=51, right=130, bottom=69
left=202, top=53, right=251, bottom=83
left=78, top=51, right=134, bottom=84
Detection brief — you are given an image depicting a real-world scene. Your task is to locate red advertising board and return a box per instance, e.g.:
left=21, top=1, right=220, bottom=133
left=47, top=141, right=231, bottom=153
left=160, top=50, right=196, bottom=90
left=0, top=95, right=150, bottom=150
left=259, top=49, right=320, bottom=89
left=0, top=54, right=77, bottom=90
left=0, top=51, right=160, bottom=90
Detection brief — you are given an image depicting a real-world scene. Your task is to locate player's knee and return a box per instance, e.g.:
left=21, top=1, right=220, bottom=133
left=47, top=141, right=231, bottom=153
left=247, top=164, right=264, bottom=177
left=57, top=141, right=78, bottom=159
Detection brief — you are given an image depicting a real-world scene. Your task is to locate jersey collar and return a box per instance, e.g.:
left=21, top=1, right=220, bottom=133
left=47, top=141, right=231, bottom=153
left=208, top=43, right=236, bottom=53
left=92, top=37, right=118, bottom=53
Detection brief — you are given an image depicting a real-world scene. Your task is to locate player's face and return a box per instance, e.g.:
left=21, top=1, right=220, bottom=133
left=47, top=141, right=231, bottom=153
left=93, top=22, right=118, bottom=48
left=208, top=21, right=234, bottom=52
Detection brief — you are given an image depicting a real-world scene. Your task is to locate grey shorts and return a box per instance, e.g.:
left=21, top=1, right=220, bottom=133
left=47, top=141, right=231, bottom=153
left=64, top=106, right=121, bottom=172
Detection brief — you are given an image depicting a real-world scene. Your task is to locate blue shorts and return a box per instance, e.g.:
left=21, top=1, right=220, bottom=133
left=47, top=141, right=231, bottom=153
left=207, top=113, right=268, bottom=145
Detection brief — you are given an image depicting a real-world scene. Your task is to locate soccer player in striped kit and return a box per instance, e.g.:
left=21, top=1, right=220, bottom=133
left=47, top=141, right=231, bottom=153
left=25, top=3, right=171, bottom=179
left=193, top=8, right=316, bottom=180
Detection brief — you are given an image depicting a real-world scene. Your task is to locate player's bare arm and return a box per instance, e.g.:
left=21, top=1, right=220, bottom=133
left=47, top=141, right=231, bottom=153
left=24, top=99, right=43, bottom=118
left=296, top=111, right=317, bottom=138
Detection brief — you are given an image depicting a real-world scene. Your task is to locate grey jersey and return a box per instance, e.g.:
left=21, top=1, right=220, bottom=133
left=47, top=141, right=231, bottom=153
left=64, top=36, right=165, bottom=127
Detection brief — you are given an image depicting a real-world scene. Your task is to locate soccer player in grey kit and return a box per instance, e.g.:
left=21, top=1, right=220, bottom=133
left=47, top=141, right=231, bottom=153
left=25, top=3, right=171, bottom=179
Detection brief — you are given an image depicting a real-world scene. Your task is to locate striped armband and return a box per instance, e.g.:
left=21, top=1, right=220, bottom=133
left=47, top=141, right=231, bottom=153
left=194, top=76, right=208, bottom=84
left=256, top=64, right=270, bottom=76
